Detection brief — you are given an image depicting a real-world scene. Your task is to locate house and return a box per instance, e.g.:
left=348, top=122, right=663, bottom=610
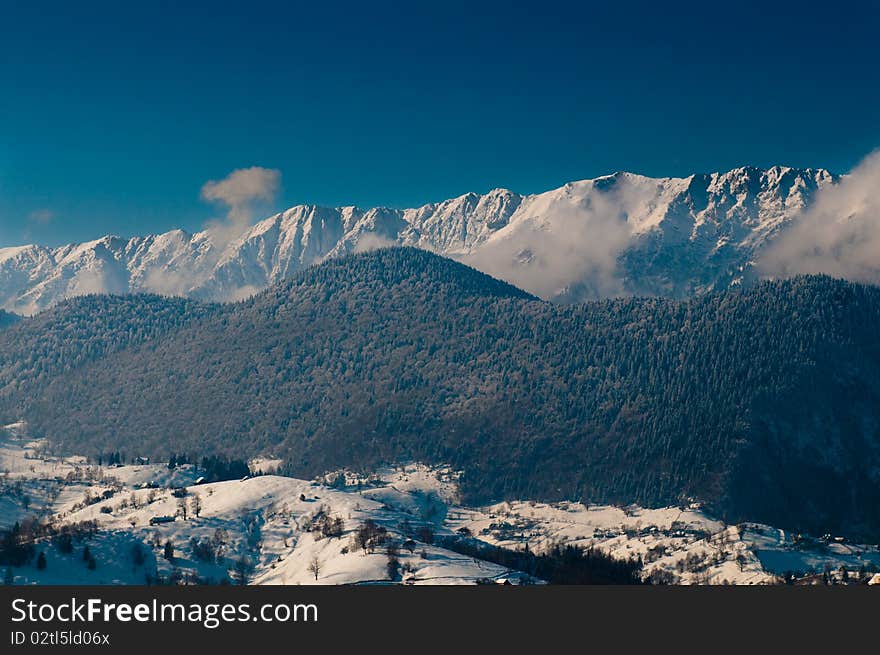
left=149, top=516, right=176, bottom=526
left=135, top=457, right=150, bottom=465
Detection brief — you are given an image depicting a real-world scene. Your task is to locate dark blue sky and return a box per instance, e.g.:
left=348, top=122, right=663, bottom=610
left=1, top=0, right=878, bottom=246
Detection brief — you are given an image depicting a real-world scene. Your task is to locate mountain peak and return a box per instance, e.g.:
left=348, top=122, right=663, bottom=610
left=0, top=165, right=840, bottom=314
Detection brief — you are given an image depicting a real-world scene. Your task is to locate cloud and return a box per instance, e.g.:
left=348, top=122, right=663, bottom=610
left=353, top=233, right=397, bottom=254
left=132, top=167, right=282, bottom=301
left=226, top=284, right=263, bottom=302
left=759, top=150, right=880, bottom=284
left=201, top=166, right=280, bottom=209
left=141, top=267, right=195, bottom=298
left=28, top=209, right=55, bottom=225
left=461, top=181, right=635, bottom=300
left=200, top=166, right=281, bottom=246
left=68, top=266, right=128, bottom=298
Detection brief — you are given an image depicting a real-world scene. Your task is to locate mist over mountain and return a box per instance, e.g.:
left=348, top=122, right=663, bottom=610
left=0, top=165, right=838, bottom=314
left=2, top=248, right=879, bottom=539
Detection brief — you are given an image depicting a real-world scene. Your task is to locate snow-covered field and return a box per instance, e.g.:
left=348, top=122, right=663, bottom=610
left=2, top=423, right=878, bottom=585
left=447, top=501, right=879, bottom=584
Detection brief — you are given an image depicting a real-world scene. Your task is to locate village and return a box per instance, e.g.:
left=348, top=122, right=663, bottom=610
left=2, top=422, right=879, bottom=586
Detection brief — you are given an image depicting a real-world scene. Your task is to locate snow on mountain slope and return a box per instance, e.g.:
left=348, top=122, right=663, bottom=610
left=3, top=426, right=879, bottom=585
left=0, top=166, right=835, bottom=313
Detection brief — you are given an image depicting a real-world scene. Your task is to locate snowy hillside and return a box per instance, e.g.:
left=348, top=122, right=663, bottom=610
left=0, top=166, right=834, bottom=313
left=3, top=424, right=877, bottom=586
left=448, top=501, right=880, bottom=585
left=0, top=426, right=529, bottom=585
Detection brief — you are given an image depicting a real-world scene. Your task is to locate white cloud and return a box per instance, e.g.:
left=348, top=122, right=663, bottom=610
left=200, top=166, right=281, bottom=246
left=201, top=166, right=280, bottom=209
left=759, top=150, right=880, bottom=284
left=133, top=167, right=282, bottom=300
left=226, top=284, right=263, bottom=302
left=461, top=182, right=635, bottom=300
left=141, top=267, right=195, bottom=298
left=353, top=233, right=397, bottom=253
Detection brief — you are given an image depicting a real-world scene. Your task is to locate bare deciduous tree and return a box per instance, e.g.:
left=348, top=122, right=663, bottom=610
left=176, top=496, right=188, bottom=520
left=307, top=555, right=322, bottom=581
left=190, top=493, right=202, bottom=518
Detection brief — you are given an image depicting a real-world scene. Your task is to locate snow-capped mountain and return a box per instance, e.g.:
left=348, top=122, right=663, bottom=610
left=0, top=166, right=835, bottom=314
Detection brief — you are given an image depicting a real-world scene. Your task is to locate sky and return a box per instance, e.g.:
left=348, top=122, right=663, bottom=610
left=1, top=0, right=878, bottom=247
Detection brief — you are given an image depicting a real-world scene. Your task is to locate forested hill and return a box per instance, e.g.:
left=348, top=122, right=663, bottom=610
left=2, top=248, right=880, bottom=539
left=0, top=294, right=214, bottom=414
left=0, top=310, right=19, bottom=330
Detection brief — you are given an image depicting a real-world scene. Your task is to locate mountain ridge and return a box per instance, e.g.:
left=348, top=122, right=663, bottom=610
left=0, top=166, right=836, bottom=314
